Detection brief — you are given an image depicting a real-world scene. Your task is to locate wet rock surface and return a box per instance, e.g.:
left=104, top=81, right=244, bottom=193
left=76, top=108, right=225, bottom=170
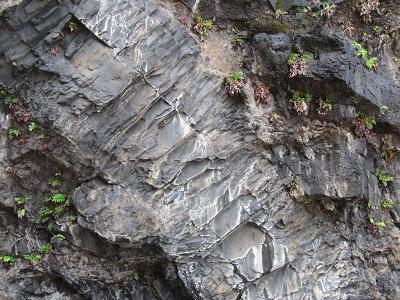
left=1, top=0, right=400, bottom=299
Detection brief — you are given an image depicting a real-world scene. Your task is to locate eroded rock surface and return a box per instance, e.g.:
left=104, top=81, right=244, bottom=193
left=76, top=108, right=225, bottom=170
left=1, top=0, right=400, bottom=299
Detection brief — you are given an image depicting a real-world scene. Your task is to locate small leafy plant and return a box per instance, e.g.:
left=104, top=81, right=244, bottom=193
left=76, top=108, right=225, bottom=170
left=380, top=147, right=396, bottom=162
left=36, top=206, right=54, bottom=223
left=27, top=122, right=38, bottom=132
left=357, top=0, right=380, bottom=21
left=381, top=199, right=394, bottom=209
left=54, top=233, right=66, bottom=241
left=254, top=83, right=272, bottom=104
left=376, top=170, right=393, bottom=187
left=66, top=20, right=80, bottom=33
left=8, top=128, right=21, bottom=140
left=376, top=221, right=385, bottom=228
left=289, top=91, right=312, bottom=115
left=193, top=15, right=213, bottom=39
left=287, top=53, right=312, bottom=78
left=317, top=2, right=336, bottom=19
left=231, top=37, right=245, bottom=49
left=49, top=178, right=61, bottom=188
left=274, top=9, right=288, bottom=22
left=1, top=255, right=16, bottom=265
left=23, top=252, right=42, bottom=263
left=129, top=273, right=140, bottom=281
left=51, top=193, right=66, bottom=203
left=15, top=196, right=29, bottom=205
left=355, top=112, right=376, bottom=138
left=365, top=57, right=378, bottom=71
left=352, top=41, right=378, bottom=71
left=317, top=97, right=333, bottom=116
left=39, top=243, right=52, bottom=254
left=225, top=71, right=245, bottom=96
left=17, top=208, right=26, bottom=218
left=287, top=176, right=300, bottom=191
left=353, top=41, right=368, bottom=58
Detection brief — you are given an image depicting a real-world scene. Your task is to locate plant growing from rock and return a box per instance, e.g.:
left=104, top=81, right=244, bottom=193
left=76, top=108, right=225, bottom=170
left=380, top=147, right=396, bottom=162
left=353, top=41, right=368, bottom=58
left=289, top=91, right=312, bottom=115
left=51, top=193, right=66, bottom=204
left=352, top=41, right=379, bottom=71
left=66, top=20, right=80, bottom=33
left=274, top=9, right=288, bottom=22
left=54, top=233, right=66, bottom=241
left=365, top=57, right=378, bottom=71
left=355, top=112, right=376, bottom=138
left=231, top=37, right=245, bottom=49
left=193, top=15, right=213, bottom=39
left=15, top=196, right=29, bottom=219
left=27, top=122, right=38, bottom=132
left=358, top=0, right=380, bottom=21
left=379, top=105, right=389, bottom=115
left=49, top=178, right=61, bottom=188
left=286, top=176, right=300, bottom=191
left=225, top=71, right=245, bottom=96
left=317, top=97, right=333, bottom=116
left=39, top=243, right=52, bottom=254
left=381, top=199, right=394, bottom=210
left=287, top=53, right=312, bottom=78
left=254, top=83, right=272, bottom=104
left=376, top=169, right=393, bottom=187
left=8, top=128, right=21, bottom=140
left=1, top=255, right=16, bottom=264
left=129, top=273, right=140, bottom=281
left=23, top=253, right=41, bottom=264
left=270, top=112, right=282, bottom=122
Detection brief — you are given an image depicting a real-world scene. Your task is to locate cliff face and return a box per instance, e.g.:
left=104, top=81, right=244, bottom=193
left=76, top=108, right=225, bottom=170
left=0, top=0, right=400, bottom=299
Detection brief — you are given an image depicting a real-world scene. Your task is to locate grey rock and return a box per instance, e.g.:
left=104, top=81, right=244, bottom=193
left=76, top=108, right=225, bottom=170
left=0, top=0, right=400, bottom=299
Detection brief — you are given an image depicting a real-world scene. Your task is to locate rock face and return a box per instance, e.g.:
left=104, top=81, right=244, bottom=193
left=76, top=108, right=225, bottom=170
left=1, top=0, right=400, bottom=299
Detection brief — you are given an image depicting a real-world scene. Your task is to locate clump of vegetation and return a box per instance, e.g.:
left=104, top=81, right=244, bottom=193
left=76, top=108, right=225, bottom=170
left=66, top=20, right=80, bottom=33
left=365, top=57, right=378, bottom=71
left=39, top=243, right=52, bottom=254
left=1, top=255, right=16, bottom=266
left=288, top=53, right=312, bottom=78
left=317, top=97, right=333, bottom=116
left=352, top=41, right=379, bottom=71
left=286, top=176, right=300, bottom=191
left=231, top=37, right=245, bottom=49
left=379, top=105, right=389, bottom=115
left=376, top=169, right=393, bottom=187
left=54, top=233, right=66, bottom=241
left=289, top=91, right=312, bottom=115
left=23, top=252, right=42, bottom=264
left=49, top=178, right=62, bottom=188
left=8, top=128, right=21, bottom=140
left=355, top=112, right=376, bottom=138
left=129, top=273, right=140, bottom=281
left=225, top=71, right=245, bottom=96
left=27, top=122, right=38, bottom=133
left=357, top=0, right=380, bottom=21
left=380, top=147, right=396, bottom=162
left=381, top=199, right=394, bottom=210
left=270, top=112, right=282, bottom=122
left=303, top=1, right=336, bottom=19
left=254, top=83, right=272, bottom=104
left=274, top=9, right=288, bottom=22
left=193, top=15, right=213, bottom=39
left=51, top=193, right=67, bottom=204
left=15, top=196, right=30, bottom=219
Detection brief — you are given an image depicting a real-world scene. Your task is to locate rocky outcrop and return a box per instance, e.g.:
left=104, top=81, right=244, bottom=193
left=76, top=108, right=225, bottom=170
left=1, top=0, right=400, bottom=299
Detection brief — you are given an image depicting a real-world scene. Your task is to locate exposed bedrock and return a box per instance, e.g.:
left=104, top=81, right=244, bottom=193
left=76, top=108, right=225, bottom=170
left=0, top=0, right=400, bottom=299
